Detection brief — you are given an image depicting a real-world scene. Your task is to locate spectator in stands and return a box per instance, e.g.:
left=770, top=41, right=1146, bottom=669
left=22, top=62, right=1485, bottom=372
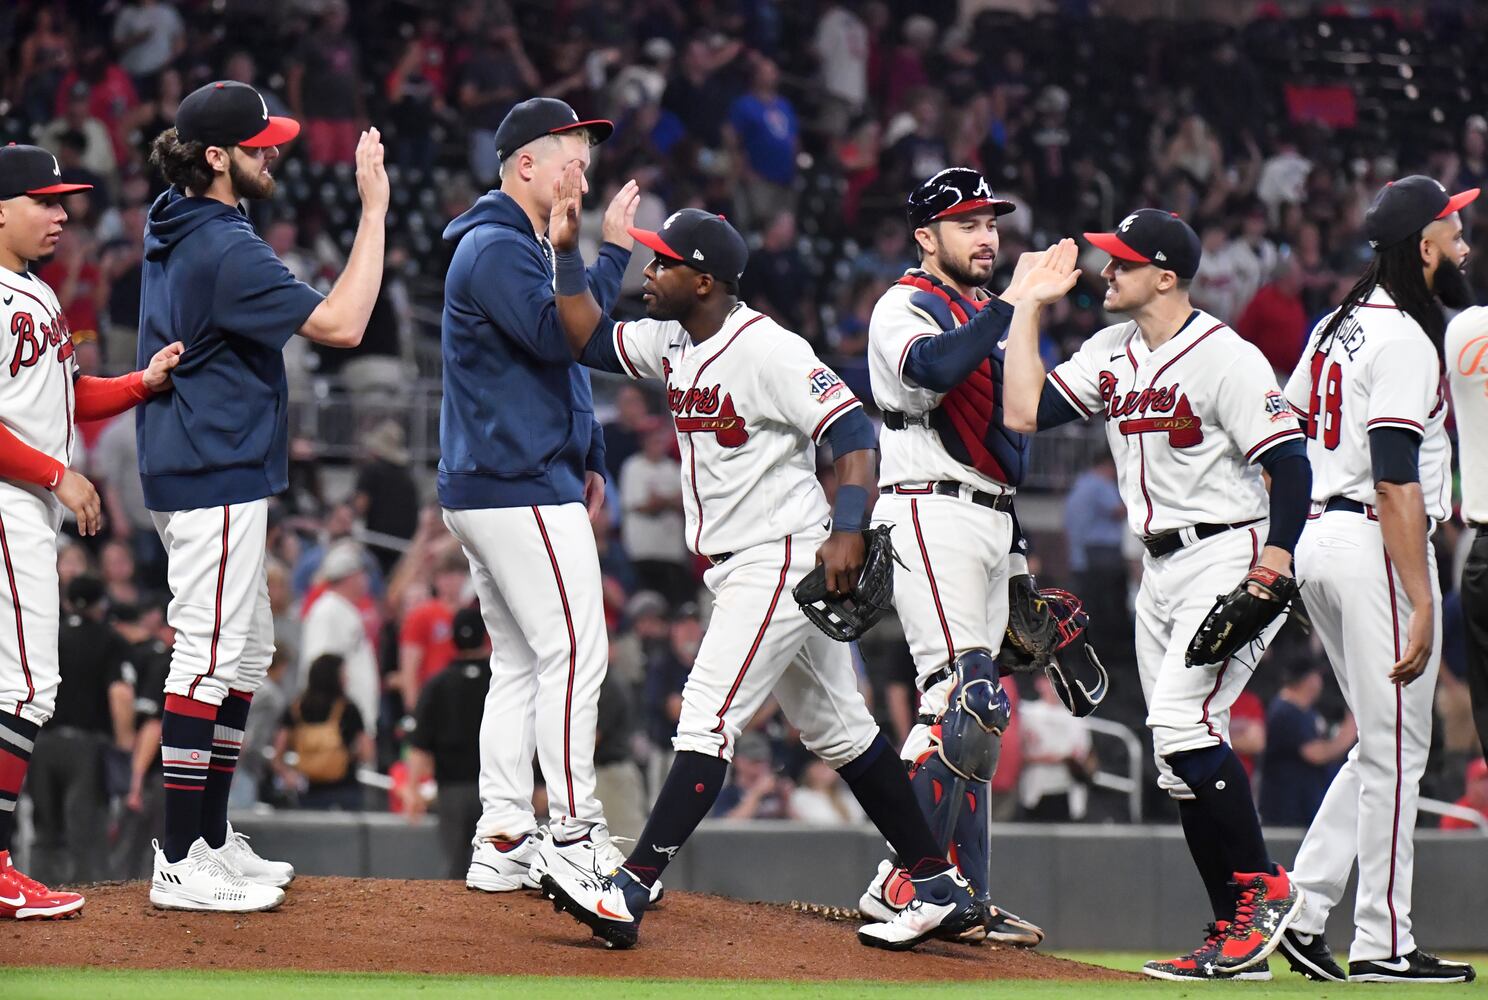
left=726, top=55, right=799, bottom=229
left=353, top=421, right=420, bottom=575
left=1459, top=115, right=1488, bottom=195
left=278, top=653, right=372, bottom=811
left=293, top=501, right=383, bottom=598
left=595, top=666, right=647, bottom=842
left=235, top=647, right=294, bottom=809
left=55, top=40, right=138, bottom=164
left=457, top=18, right=540, bottom=187
left=112, top=0, right=186, bottom=96
left=602, top=384, right=659, bottom=482
left=1260, top=663, right=1356, bottom=827
left=52, top=131, right=109, bottom=210
left=39, top=228, right=106, bottom=347
left=1230, top=688, right=1267, bottom=779
left=1235, top=254, right=1309, bottom=375
left=14, top=7, right=72, bottom=126
left=643, top=603, right=701, bottom=748
left=740, top=210, right=814, bottom=339
left=1064, top=456, right=1130, bottom=664
left=39, top=84, right=119, bottom=190
left=608, top=590, right=671, bottom=693
left=792, top=759, right=867, bottom=825
left=1190, top=221, right=1249, bottom=323
left=287, top=0, right=366, bottom=165
left=299, top=542, right=381, bottom=738
left=1440, top=758, right=1488, bottom=831
left=814, top=1, right=870, bottom=133
left=384, top=18, right=450, bottom=171
left=850, top=217, right=915, bottom=286
left=662, top=34, right=744, bottom=149
left=267, top=557, right=301, bottom=686
left=1018, top=673, right=1094, bottom=822
left=99, top=539, right=139, bottom=608
left=223, top=50, right=291, bottom=119
left=620, top=427, right=689, bottom=606
left=114, top=600, right=170, bottom=878
left=398, top=548, right=469, bottom=709
left=1257, top=137, right=1311, bottom=221
left=405, top=608, right=490, bottom=876
left=880, top=88, right=948, bottom=196
left=712, top=731, right=794, bottom=819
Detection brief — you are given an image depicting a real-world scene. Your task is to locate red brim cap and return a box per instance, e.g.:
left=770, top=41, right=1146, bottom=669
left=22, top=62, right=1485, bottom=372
left=24, top=182, right=93, bottom=195
left=240, top=116, right=301, bottom=148
left=551, top=119, right=614, bottom=144
left=1084, top=231, right=1151, bottom=263
left=628, top=226, right=683, bottom=261
left=932, top=198, right=1015, bottom=222
left=1439, top=187, right=1481, bottom=218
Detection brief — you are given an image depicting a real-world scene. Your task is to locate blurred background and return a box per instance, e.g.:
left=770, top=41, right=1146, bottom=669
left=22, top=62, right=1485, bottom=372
left=2, top=0, right=1485, bottom=904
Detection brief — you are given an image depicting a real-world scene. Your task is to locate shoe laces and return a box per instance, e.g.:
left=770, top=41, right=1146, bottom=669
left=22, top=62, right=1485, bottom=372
left=6, top=865, right=50, bottom=896
left=197, top=851, right=250, bottom=887
left=1230, top=882, right=1261, bottom=931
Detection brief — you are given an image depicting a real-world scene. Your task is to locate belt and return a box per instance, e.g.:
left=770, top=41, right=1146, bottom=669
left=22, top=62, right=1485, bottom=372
left=1142, top=518, right=1263, bottom=559
left=1308, top=496, right=1377, bottom=520
left=882, top=411, right=930, bottom=430
left=706, top=551, right=734, bottom=566
left=881, top=482, right=1014, bottom=512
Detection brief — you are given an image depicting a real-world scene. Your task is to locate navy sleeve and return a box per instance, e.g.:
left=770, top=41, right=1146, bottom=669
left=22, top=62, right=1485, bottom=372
left=465, top=237, right=576, bottom=365
left=1369, top=427, right=1421, bottom=485
left=577, top=315, right=626, bottom=374
left=1256, top=440, right=1310, bottom=554
left=901, top=298, right=1014, bottom=393
left=587, top=243, right=631, bottom=313
left=1036, top=381, right=1083, bottom=429
left=212, top=238, right=324, bottom=350
left=586, top=417, right=608, bottom=480
left=821, top=406, right=877, bottom=457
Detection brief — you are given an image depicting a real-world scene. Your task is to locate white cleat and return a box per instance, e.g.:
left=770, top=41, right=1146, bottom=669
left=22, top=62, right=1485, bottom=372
left=465, top=832, right=543, bottom=892
left=859, top=858, right=912, bottom=923
left=534, top=826, right=664, bottom=905
left=150, top=839, right=284, bottom=913
left=217, top=823, right=294, bottom=888
left=857, top=867, right=985, bottom=952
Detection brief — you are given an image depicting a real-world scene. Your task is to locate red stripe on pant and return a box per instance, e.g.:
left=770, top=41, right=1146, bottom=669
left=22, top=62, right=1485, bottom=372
left=0, top=512, right=33, bottom=714
left=1383, top=547, right=1404, bottom=957
left=710, top=537, right=791, bottom=758
left=910, top=499, right=955, bottom=664
left=532, top=507, right=579, bottom=819
left=188, top=507, right=231, bottom=700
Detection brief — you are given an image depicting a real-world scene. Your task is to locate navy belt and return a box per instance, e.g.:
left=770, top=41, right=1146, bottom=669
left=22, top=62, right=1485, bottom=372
left=1142, top=518, right=1263, bottom=559
left=881, top=482, right=1014, bottom=512
left=1325, top=497, right=1366, bottom=515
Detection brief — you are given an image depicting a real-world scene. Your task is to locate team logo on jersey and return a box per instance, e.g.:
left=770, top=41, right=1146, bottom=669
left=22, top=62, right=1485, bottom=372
left=1263, top=390, right=1293, bottom=423
left=1100, top=371, right=1203, bottom=447
left=807, top=367, right=846, bottom=404
left=1458, top=335, right=1488, bottom=384
left=673, top=391, right=749, bottom=447
left=8, top=311, right=73, bottom=379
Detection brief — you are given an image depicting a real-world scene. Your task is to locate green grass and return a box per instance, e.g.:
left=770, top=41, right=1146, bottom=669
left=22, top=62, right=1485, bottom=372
left=0, top=957, right=1482, bottom=1000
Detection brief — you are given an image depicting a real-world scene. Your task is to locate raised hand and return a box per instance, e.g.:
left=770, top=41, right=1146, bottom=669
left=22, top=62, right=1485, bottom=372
left=141, top=341, right=184, bottom=392
left=1021, top=237, right=1082, bottom=305
left=355, top=127, right=389, bottom=217
left=601, top=179, right=641, bottom=249
left=548, top=161, right=586, bottom=252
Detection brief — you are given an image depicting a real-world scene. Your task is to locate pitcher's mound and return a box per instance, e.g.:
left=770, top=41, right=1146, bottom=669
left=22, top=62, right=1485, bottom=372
left=2, top=878, right=1127, bottom=982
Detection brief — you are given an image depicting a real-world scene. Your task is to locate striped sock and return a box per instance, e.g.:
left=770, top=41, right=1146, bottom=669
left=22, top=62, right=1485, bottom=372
left=0, top=713, right=39, bottom=853
left=201, top=689, right=251, bottom=850
left=161, top=695, right=216, bottom=863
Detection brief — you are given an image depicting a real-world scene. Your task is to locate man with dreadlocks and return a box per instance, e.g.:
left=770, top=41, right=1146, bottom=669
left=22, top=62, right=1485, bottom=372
left=1275, top=176, right=1477, bottom=986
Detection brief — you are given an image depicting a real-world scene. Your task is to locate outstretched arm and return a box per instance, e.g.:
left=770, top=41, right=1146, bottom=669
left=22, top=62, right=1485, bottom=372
left=1003, top=239, right=1080, bottom=433
left=549, top=161, right=640, bottom=360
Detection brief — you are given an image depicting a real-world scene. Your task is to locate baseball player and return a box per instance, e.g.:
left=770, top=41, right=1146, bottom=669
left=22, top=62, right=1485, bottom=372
left=1275, top=177, right=1477, bottom=985
left=534, top=174, right=983, bottom=953
left=0, top=143, right=179, bottom=920
left=1446, top=302, right=1488, bottom=762
left=438, top=97, right=646, bottom=894
left=855, top=167, right=1045, bottom=946
left=137, top=81, right=388, bottom=912
left=1001, top=213, right=1311, bottom=981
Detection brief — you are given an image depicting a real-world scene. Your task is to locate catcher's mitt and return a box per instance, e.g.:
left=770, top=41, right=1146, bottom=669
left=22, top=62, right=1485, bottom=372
left=1005, top=574, right=1060, bottom=663
left=794, top=524, right=902, bottom=642
left=1186, top=566, right=1301, bottom=667
left=999, top=582, right=1109, bottom=717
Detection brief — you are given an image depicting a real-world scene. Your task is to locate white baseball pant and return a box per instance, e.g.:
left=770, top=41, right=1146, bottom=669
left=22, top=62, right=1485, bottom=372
left=445, top=503, right=607, bottom=841
left=1289, top=509, right=1440, bottom=963
left=0, top=484, right=63, bottom=725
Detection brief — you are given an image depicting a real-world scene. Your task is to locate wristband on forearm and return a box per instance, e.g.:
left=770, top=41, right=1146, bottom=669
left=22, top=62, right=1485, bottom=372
left=554, top=248, right=588, bottom=296
left=832, top=484, right=869, bottom=533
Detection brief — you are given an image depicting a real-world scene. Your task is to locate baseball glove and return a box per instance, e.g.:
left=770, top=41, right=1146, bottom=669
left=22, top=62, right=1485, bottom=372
left=1004, top=574, right=1061, bottom=664
left=1186, top=567, right=1301, bottom=667
left=794, top=524, right=902, bottom=642
left=999, top=582, right=1109, bottom=717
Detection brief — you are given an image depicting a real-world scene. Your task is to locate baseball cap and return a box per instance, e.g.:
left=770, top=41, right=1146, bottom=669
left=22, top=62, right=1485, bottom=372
left=626, top=590, right=669, bottom=622
left=452, top=607, right=487, bottom=651
left=66, top=575, right=107, bottom=611
left=176, top=81, right=299, bottom=148
left=906, top=167, right=1015, bottom=229
left=1364, top=175, right=1480, bottom=250
left=494, top=97, right=613, bottom=163
left=1085, top=209, right=1202, bottom=280
left=629, top=208, right=749, bottom=283
left=316, top=541, right=365, bottom=583
left=734, top=731, right=772, bottom=763
left=0, top=144, right=93, bottom=200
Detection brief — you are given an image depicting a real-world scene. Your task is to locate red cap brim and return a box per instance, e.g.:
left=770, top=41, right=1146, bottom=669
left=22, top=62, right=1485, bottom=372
left=24, top=182, right=94, bottom=195
left=1438, top=188, right=1481, bottom=218
left=240, top=116, right=301, bottom=148
left=551, top=119, right=614, bottom=144
left=629, top=227, right=684, bottom=261
left=932, top=198, right=1015, bottom=222
left=1084, top=231, right=1151, bottom=263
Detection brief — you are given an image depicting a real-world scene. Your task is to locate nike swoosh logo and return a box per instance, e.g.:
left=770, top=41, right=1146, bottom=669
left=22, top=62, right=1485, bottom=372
left=2, top=295, right=12, bottom=306
left=1109, top=353, right=1123, bottom=361
left=997, top=338, right=1009, bottom=350
left=1375, top=958, right=1411, bottom=972
left=595, top=899, right=628, bottom=920
left=0, top=892, right=24, bottom=906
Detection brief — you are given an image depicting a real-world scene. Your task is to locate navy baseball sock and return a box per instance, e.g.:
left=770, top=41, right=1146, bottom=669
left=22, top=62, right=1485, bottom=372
left=1166, top=743, right=1275, bottom=878
left=622, top=751, right=727, bottom=887
left=1178, top=798, right=1236, bottom=922
left=161, top=695, right=216, bottom=863
left=0, top=713, right=40, bottom=854
left=201, top=689, right=252, bottom=850
left=838, top=734, right=952, bottom=879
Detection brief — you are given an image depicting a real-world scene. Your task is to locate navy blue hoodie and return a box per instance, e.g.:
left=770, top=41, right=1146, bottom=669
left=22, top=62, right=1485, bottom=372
left=438, top=189, right=627, bottom=509
left=135, top=188, right=323, bottom=512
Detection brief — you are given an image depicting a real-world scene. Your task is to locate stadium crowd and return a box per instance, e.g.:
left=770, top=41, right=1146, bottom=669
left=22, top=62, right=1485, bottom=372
left=4, top=0, right=1486, bottom=881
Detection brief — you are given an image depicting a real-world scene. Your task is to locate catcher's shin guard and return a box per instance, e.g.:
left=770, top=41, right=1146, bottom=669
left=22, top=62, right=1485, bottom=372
left=906, top=756, right=994, bottom=900
left=937, top=650, right=1010, bottom=784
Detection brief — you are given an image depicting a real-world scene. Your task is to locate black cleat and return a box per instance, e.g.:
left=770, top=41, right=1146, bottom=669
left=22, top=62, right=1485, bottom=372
left=1349, top=949, right=1476, bottom=984
left=1278, top=928, right=1347, bottom=982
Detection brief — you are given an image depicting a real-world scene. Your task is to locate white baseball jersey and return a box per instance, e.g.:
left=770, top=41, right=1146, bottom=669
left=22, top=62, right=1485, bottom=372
left=611, top=303, right=862, bottom=556
left=1282, top=287, right=1452, bottom=522
left=0, top=267, right=77, bottom=491
left=867, top=282, right=1011, bottom=493
left=1445, top=305, right=1488, bottom=523
left=1046, top=309, right=1302, bottom=536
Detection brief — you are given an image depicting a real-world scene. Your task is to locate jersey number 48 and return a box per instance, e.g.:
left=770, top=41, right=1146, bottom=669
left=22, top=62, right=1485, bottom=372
left=1305, top=353, right=1343, bottom=450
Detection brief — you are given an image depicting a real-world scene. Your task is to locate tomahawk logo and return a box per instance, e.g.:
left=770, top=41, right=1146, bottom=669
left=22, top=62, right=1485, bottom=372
left=651, top=844, right=680, bottom=860
left=663, top=211, right=682, bottom=229
left=1119, top=214, right=1138, bottom=232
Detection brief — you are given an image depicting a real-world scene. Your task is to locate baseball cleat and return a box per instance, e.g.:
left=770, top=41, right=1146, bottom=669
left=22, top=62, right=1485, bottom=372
left=217, top=823, right=294, bottom=888
left=150, top=838, right=284, bottom=913
left=1349, top=950, right=1476, bottom=984
left=585, top=824, right=665, bottom=905
left=983, top=903, right=1044, bottom=948
left=856, top=867, right=985, bottom=952
left=858, top=859, right=914, bottom=923
left=0, top=851, right=84, bottom=920
left=1278, top=928, right=1346, bottom=982
left=1142, top=921, right=1243, bottom=981
left=540, top=865, right=651, bottom=950
left=466, top=832, right=542, bottom=892
left=1211, top=867, right=1301, bottom=972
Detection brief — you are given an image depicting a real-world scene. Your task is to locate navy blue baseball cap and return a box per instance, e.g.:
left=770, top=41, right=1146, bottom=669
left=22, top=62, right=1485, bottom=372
left=1086, top=209, right=1202, bottom=280
left=1364, top=175, right=1479, bottom=250
left=907, top=167, right=1015, bottom=229
left=0, top=144, right=93, bottom=200
left=494, top=97, right=613, bottom=163
left=629, top=208, right=749, bottom=283
left=452, top=607, right=487, bottom=651
left=176, top=81, right=299, bottom=148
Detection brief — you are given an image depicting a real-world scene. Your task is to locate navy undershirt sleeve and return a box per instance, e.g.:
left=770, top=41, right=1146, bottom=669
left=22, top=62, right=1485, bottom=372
left=1369, top=427, right=1421, bottom=485
left=821, top=406, right=877, bottom=455
left=1036, top=381, right=1082, bottom=430
left=577, top=316, right=625, bottom=374
left=1256, top=439, right=1310, bottom=554
left=901, top=298, right=1013, bottom=393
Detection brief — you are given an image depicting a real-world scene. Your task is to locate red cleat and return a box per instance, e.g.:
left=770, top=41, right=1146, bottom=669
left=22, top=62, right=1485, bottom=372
left=1214, top=867, right=1300, bottom=972
left=0, top=851, right=85, bottom=920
